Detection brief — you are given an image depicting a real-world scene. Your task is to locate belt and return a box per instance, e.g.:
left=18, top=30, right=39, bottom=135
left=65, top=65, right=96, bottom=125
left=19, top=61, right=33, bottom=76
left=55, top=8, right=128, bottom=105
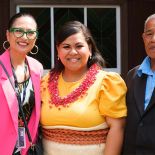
left=42, top=128, right=109, bottom=145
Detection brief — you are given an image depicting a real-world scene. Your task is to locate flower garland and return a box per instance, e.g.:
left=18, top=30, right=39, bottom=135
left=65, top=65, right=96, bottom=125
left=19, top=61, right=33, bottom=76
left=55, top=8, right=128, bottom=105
left=48, top=64, right=100, bottom=108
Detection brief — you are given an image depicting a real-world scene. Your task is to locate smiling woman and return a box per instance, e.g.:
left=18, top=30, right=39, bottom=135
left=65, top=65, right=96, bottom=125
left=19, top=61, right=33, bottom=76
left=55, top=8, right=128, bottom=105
left=0, top=12, right=43, bottom=155
left=56, top=32, right=91, bottom=79
left=7, top=14, right=38, bottom=56
left=40, top=21, right=127, bottom=155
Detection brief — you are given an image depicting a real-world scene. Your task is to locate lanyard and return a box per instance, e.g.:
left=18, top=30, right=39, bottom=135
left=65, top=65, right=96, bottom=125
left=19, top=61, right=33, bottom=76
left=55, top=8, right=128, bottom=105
left=12, top=63, right=27, bottom=104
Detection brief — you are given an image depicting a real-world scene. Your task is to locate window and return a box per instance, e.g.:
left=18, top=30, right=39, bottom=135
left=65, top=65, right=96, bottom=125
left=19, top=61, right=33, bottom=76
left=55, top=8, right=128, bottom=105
left=17, top=5, right=121, bottom=73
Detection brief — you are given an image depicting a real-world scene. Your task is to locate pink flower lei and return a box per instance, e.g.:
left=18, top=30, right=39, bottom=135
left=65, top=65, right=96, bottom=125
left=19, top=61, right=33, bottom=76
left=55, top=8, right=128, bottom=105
left=48, top=64, right=100, bottom=108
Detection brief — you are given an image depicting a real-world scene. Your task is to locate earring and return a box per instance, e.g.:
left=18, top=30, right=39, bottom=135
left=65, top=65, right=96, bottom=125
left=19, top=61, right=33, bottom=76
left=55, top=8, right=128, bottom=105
left=30, top=45, right=38, bottom=55
left=3, top=41, right=10, bottom=50
left=90, top=55, right=92, bottom=59
left=57, top=56, right=59, bottom=60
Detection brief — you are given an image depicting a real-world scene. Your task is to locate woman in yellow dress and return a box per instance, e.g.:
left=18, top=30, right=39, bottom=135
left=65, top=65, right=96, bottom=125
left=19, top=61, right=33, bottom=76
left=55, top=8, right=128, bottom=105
left=40, top=21, right=127, bottom=155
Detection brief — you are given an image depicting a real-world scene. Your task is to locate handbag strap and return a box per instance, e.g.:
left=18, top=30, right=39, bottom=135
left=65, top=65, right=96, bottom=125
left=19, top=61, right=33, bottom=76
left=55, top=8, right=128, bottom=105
left=0, top=60, right=33, bottom=144
left=0, top=60, right=15, bottom=89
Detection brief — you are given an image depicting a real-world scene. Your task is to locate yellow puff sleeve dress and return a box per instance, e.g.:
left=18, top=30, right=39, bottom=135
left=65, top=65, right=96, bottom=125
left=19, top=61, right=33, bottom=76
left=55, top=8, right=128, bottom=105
left=40, top=70, right=127, bottom=155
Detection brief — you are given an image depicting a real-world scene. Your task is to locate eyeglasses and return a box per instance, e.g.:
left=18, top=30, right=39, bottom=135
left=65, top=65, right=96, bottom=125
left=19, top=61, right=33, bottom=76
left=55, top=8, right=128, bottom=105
left=143, top=30, right=155, bottom=40
left=9, top=27, right=38, bottom=40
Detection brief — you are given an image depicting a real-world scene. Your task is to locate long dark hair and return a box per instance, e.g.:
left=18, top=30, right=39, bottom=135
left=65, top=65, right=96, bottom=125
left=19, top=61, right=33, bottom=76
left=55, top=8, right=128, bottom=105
left=8, top=12, right=37, bottom=29
left=54, top=21, right=105, bottom=72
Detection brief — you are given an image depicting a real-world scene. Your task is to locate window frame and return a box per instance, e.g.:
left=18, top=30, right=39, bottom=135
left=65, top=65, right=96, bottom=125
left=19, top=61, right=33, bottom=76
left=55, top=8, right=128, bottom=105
left=10, top=0, right=128, bottom=76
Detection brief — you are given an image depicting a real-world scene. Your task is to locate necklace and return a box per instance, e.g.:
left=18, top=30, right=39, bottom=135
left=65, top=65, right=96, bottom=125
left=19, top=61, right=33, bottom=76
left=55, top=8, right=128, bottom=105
left=48, top=64, right=100, bottom=108
left=12, top=63, right=27, bottom=96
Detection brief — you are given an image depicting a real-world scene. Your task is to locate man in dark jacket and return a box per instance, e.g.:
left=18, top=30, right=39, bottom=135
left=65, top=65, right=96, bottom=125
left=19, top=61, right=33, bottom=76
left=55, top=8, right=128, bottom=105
left=122, top=14, right=155, bottom=155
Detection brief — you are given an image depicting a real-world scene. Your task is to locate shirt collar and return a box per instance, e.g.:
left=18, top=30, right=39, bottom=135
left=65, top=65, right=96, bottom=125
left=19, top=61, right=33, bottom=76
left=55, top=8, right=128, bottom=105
left=137, top=56, right=153, bottom=77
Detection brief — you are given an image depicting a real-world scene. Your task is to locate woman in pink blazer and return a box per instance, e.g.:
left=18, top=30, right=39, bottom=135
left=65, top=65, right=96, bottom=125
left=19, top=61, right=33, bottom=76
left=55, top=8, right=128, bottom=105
left=0, top=12, right=43, bottom=155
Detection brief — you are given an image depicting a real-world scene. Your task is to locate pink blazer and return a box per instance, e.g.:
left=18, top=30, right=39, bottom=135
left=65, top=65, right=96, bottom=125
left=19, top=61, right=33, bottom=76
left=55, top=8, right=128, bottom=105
left=0, top=50, right=43, bottom=155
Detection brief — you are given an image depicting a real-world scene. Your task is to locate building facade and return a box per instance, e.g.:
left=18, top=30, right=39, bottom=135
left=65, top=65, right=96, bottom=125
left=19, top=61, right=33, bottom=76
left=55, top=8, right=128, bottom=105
left=0, top=0, right=154, bottom=78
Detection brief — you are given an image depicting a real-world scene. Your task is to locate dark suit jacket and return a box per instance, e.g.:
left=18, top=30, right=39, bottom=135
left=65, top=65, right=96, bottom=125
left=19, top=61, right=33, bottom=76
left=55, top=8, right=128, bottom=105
left=122, top=66, right=155, bottom=155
